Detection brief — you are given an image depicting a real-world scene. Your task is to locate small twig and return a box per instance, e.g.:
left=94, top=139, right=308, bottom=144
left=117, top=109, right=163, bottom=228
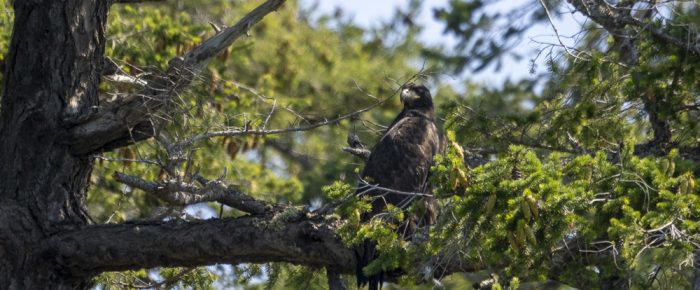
left=209, top=21, right=223, bottom=33
left=93, top=155, right=160, bottom=165
left=171, top=93, right=395, bottom=152
left=262, top=99, right=276, bottom=130
left=538, top=0, right=586, bottom=61
left=228, top=80, right=309, bottom=122
left=125, top=268, right=196, bottom=289
left=356, top=177, right=434, bottom=198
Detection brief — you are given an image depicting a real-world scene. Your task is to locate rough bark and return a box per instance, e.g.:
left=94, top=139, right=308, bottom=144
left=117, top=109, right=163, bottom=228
left=0, top=0, right=109, bottom=288
left=43, top=216, right=355, bottom=276
left=1, top=0, right=108, bottom=283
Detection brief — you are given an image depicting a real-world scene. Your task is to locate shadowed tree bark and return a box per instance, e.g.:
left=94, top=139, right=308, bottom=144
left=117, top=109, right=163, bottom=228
left=0, top=0, right=109, bottom=287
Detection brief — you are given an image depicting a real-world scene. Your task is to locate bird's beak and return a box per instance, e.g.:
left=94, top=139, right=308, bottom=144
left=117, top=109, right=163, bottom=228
left=400, top=88, right=418, bottom=103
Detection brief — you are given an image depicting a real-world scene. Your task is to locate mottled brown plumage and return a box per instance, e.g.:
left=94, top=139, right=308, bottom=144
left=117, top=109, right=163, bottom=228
left=355, top=83, right=445, bottom=290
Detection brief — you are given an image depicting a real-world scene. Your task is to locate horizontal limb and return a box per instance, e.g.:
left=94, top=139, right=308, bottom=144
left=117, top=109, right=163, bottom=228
left=43, top=215, right=354, bottom=276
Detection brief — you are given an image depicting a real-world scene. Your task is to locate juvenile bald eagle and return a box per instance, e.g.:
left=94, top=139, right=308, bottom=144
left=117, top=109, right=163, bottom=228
left=355, top=83, right=445, bottom=290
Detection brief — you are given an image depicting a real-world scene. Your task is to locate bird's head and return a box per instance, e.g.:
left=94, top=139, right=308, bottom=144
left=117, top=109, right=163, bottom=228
left=400, top=83, right=433, bottom=109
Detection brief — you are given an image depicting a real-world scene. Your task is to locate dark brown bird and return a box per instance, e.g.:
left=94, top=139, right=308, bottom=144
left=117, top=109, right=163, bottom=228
left=355, top=83, right=445, bottom=290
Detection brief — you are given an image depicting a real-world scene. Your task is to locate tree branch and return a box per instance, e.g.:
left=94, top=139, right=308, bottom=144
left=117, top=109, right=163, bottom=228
left=43, top=216, right=355, bottom=276
left=634, top=144, right=700, bottom=162
left=617, top=8, right=700, bottom=56
left=567, top=0, right=639, bottom=65
left=342, top=147, right=371, bottom=161
left=45, top=213, right=485, bottom=283
left=168, top=97, right=389, bottom=154
left=343, top=131, right=370, bottom=160
left=67, top=0, right=288, bottom=155
left=113, top=172, right=278, bottom=215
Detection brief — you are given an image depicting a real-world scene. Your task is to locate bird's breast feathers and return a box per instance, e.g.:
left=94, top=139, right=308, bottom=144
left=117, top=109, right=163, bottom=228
left=383, top=115, right=438, bottom=145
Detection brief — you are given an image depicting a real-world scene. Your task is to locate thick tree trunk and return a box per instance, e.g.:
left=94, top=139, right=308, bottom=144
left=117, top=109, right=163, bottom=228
left=0, top=0, right=108, bottom=287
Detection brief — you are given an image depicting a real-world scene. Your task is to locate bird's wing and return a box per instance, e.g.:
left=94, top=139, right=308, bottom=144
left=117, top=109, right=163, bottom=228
left=360, top=115, right=442, bottom=211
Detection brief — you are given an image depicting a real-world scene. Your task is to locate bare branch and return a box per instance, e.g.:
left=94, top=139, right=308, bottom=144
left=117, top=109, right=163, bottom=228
left=209, top=22, right=223, bottom=34
left=567, top=0, right=639, bottom=65
left=342, top=147, right=371, bottom=160
left=342, top=130, right=370, bottom=160
left=538, top=0, right=586, bottom=61
left=228, top=80, right=310, bottom=122
left=619, top=11, right=700, bottom=56
left=67, top=0, right=288, bottom=155
left=113, top=172, right=278, bottom=215
left=120, top=268, right=195, bottom=289
left=103, top=74, right=148, bottom=86
left=169, top=96, right=390, bottom=154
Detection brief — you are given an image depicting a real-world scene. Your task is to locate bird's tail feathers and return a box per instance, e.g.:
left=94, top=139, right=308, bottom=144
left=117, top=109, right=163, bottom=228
left=355, top=239, right=384, bottom=290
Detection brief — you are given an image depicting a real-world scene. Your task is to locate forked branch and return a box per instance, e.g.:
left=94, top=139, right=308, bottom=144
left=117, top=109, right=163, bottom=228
left=68, top=0, right=288, bottom=155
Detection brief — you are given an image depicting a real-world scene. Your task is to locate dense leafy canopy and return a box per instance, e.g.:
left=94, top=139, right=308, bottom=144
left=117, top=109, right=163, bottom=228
left=1, top=0, right=698, bottom=289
